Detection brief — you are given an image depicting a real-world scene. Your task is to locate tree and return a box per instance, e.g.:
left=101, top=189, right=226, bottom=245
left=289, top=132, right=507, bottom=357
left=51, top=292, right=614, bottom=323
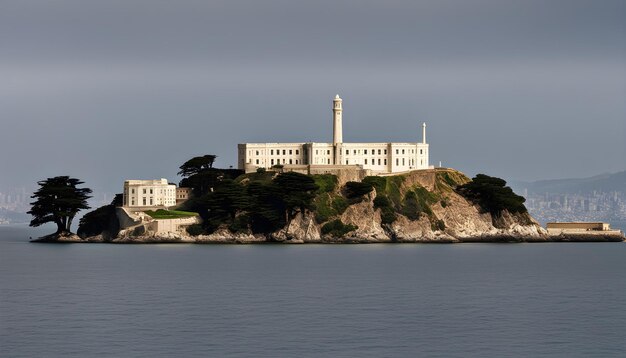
left=77, top=194, right=122, bottom=239
left=28, top=176, right=92, bottom=233
left=177, top=155, right=217, bottom=177
left=344, top=181, right=374, bottom=199
left=177, top=155, right=243, bottom=196
left=457, top=174, right=527, bottom=214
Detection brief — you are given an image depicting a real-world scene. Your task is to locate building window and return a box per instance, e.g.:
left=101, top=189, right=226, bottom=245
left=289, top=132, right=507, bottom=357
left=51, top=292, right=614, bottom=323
left=296, top=160, right=299, bottom=164
left=384, top=159, right=387, bottom=165
left=346, top=150, right=349, bottom=155
left=316, top=150, right=318, bottom=155
left=364, top=150, right=368, bottom=154
left=271, top=150, right=274, bottom=155
left=402, top=149, right=405, bottom=154
left=289, top=159, right=292, bottom=164
left=283, top=159, right=286, bottom=164
left=372, top=158, right=375, bottom=165
left=327, top=158, right=330, bottom=164
left=256, top=159, right=259, bottom=164
left=378, top=149, right=381, bottom=155
left=289, top=150, right=292, bottom=155
left=354, top=150, right=357, bottom=155
left=396, top=158, right=399, bottom=166
left=346, top=160, right=349, bottom=165
left=365, top=159, right=368, bottom=164
left=296, top=150, right=299, bottom=155
left=271, top=159, right=274, bottom=165
left=378, top=159, right=381, bottom=165
left=256, top=150, right=259, bottom=155
left=131, top=199, right=135, bottom=206
left=420, top=149, right=423, bottom=154
left=143, top=197, right=146, bottom=206
left=327, top=150, right=330, bottom=155
left=384, top=150, right=387, bottom=154
left=131, top=189, right=135, bottom=194
left=402, top=158, right=405, bottom=165
left=283, top=150, right=286, bottom=155
left=150, top=198, right=153, bottom=206
left=150, top=189, right=153, bottom=194
left=396, top=149, right=399, bottom=154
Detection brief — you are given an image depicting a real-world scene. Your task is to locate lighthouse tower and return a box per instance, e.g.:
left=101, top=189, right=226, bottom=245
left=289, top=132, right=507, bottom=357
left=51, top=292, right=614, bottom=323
left=333, top=94, right=343, bottom=144
left=332, top=94, right=343, bottom=165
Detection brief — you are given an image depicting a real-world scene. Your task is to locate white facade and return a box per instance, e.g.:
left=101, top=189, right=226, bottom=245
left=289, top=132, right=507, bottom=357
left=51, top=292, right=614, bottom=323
left=123, top=178, right=177, bottom=208
left=238, top=95, right=430, bottom=174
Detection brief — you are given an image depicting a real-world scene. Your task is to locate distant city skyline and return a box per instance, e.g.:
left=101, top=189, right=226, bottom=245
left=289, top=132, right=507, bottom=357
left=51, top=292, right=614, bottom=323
left=1, top=0, right=624, bottom=198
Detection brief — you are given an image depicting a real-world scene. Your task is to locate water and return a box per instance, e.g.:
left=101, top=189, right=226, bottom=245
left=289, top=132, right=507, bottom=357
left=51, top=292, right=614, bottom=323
left=1, top=226, right=626, bottom=357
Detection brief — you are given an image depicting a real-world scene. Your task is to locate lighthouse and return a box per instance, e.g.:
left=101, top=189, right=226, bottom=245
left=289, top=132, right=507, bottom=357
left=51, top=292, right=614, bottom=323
left=333, top=94, right=343, bottom=144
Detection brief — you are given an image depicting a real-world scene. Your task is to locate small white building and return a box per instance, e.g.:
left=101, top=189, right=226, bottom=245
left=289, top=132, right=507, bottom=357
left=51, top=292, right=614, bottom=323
left=123, top=179, right=177, bottom=208
left=238, top=95, right=431, bottom=174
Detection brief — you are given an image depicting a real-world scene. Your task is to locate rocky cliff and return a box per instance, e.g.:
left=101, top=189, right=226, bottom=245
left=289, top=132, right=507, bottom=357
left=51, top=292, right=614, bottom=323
left=73, top=168, right=619, bottom=244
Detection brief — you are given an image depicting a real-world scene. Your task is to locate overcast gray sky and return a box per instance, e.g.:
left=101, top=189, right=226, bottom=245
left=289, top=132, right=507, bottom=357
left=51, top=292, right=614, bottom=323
left=1, top=0, right=624, bottom=197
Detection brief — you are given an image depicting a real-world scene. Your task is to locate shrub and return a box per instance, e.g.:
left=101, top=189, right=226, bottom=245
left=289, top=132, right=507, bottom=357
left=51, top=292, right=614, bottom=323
left=386, top=176, right=405, bottom=209
left=314, top=193, right=349, bottom=224
left=437, top=171, right=458, bottom=187
left=373, top=194, right=396, bottom=224
left=186, top=224, right=204, bottom=236
left=363, top=176, right=387, bottom=194
left=229, top=214, right=250, bottom=233
left=331, top=195, right=349, bottom=215
left=431, top=219, right=446, bottom=231
left=312, top=174, right=338, bottom=193
left=380, top=207, right=397, bottom=224
left=373, top=195, right=391, bottom=209
left=321, top=219, right=358, bottom=237
left=314, top=194, right=334, bottom=223
left=345, top=181, right=373, bottom=199
left=401, top=191, right=424, bottom=220
left=256, top=167, right=266, bottom=174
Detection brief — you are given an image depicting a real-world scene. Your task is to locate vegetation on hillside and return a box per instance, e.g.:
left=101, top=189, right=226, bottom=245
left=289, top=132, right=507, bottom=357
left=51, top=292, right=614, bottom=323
left=321, top=219, right=358, bottom=237
left=457, top=174, right=527, bottom=215
left=181, top=168, right=320, bottom=235
left=77, top=194, right=122, bottom=238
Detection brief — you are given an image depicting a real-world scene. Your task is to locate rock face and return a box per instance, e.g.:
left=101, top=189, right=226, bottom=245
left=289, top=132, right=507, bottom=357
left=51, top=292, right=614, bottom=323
left=60, top=168, right=623, bottom=244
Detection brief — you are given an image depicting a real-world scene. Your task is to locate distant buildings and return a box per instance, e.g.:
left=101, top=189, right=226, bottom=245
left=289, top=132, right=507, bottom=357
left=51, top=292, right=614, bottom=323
left=238, top=95, right=432, bottom=174
left=546, top=222, right=622, bottom=235
left=523, top=191, right=626, bottom=226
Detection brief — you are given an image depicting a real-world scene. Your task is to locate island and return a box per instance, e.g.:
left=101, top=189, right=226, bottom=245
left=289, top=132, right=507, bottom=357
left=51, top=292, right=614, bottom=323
left=30, top=94, right=624, bottom=244
left=33, top=167, right=623, bottom=244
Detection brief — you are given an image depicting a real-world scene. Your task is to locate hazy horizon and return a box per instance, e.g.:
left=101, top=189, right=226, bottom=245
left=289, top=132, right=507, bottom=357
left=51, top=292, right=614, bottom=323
left=1, top=0, right=624, bottom=196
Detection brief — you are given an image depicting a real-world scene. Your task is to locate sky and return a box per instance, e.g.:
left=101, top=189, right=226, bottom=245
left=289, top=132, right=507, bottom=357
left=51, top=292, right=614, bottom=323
left=1, top=0, right=625, bottom=198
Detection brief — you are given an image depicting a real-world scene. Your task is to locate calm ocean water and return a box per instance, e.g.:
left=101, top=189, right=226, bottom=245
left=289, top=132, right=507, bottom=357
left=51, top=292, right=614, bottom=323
left=1, top=225, right=625, bottom=358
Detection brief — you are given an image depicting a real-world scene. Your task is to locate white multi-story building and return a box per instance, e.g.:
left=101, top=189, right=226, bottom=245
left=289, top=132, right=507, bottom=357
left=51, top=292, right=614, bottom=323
left=238, top=95, right=430, bottom=174
left=123, top=179, right=177, bottom=208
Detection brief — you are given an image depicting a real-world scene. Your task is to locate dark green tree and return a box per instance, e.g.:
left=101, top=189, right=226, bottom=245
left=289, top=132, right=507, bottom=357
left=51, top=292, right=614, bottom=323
left=273, top=172, right=318, bottom=220
left=457, top=174, right=527, bottom=214
left=177, top=155, right=217, bottom=177
left=28, top=176, right=92, bottom=233
left=344, top=181, right=374, bottom=199
left=77, top=194, right=122, bottom=239
left=177, top=155, right=243, bottom=196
